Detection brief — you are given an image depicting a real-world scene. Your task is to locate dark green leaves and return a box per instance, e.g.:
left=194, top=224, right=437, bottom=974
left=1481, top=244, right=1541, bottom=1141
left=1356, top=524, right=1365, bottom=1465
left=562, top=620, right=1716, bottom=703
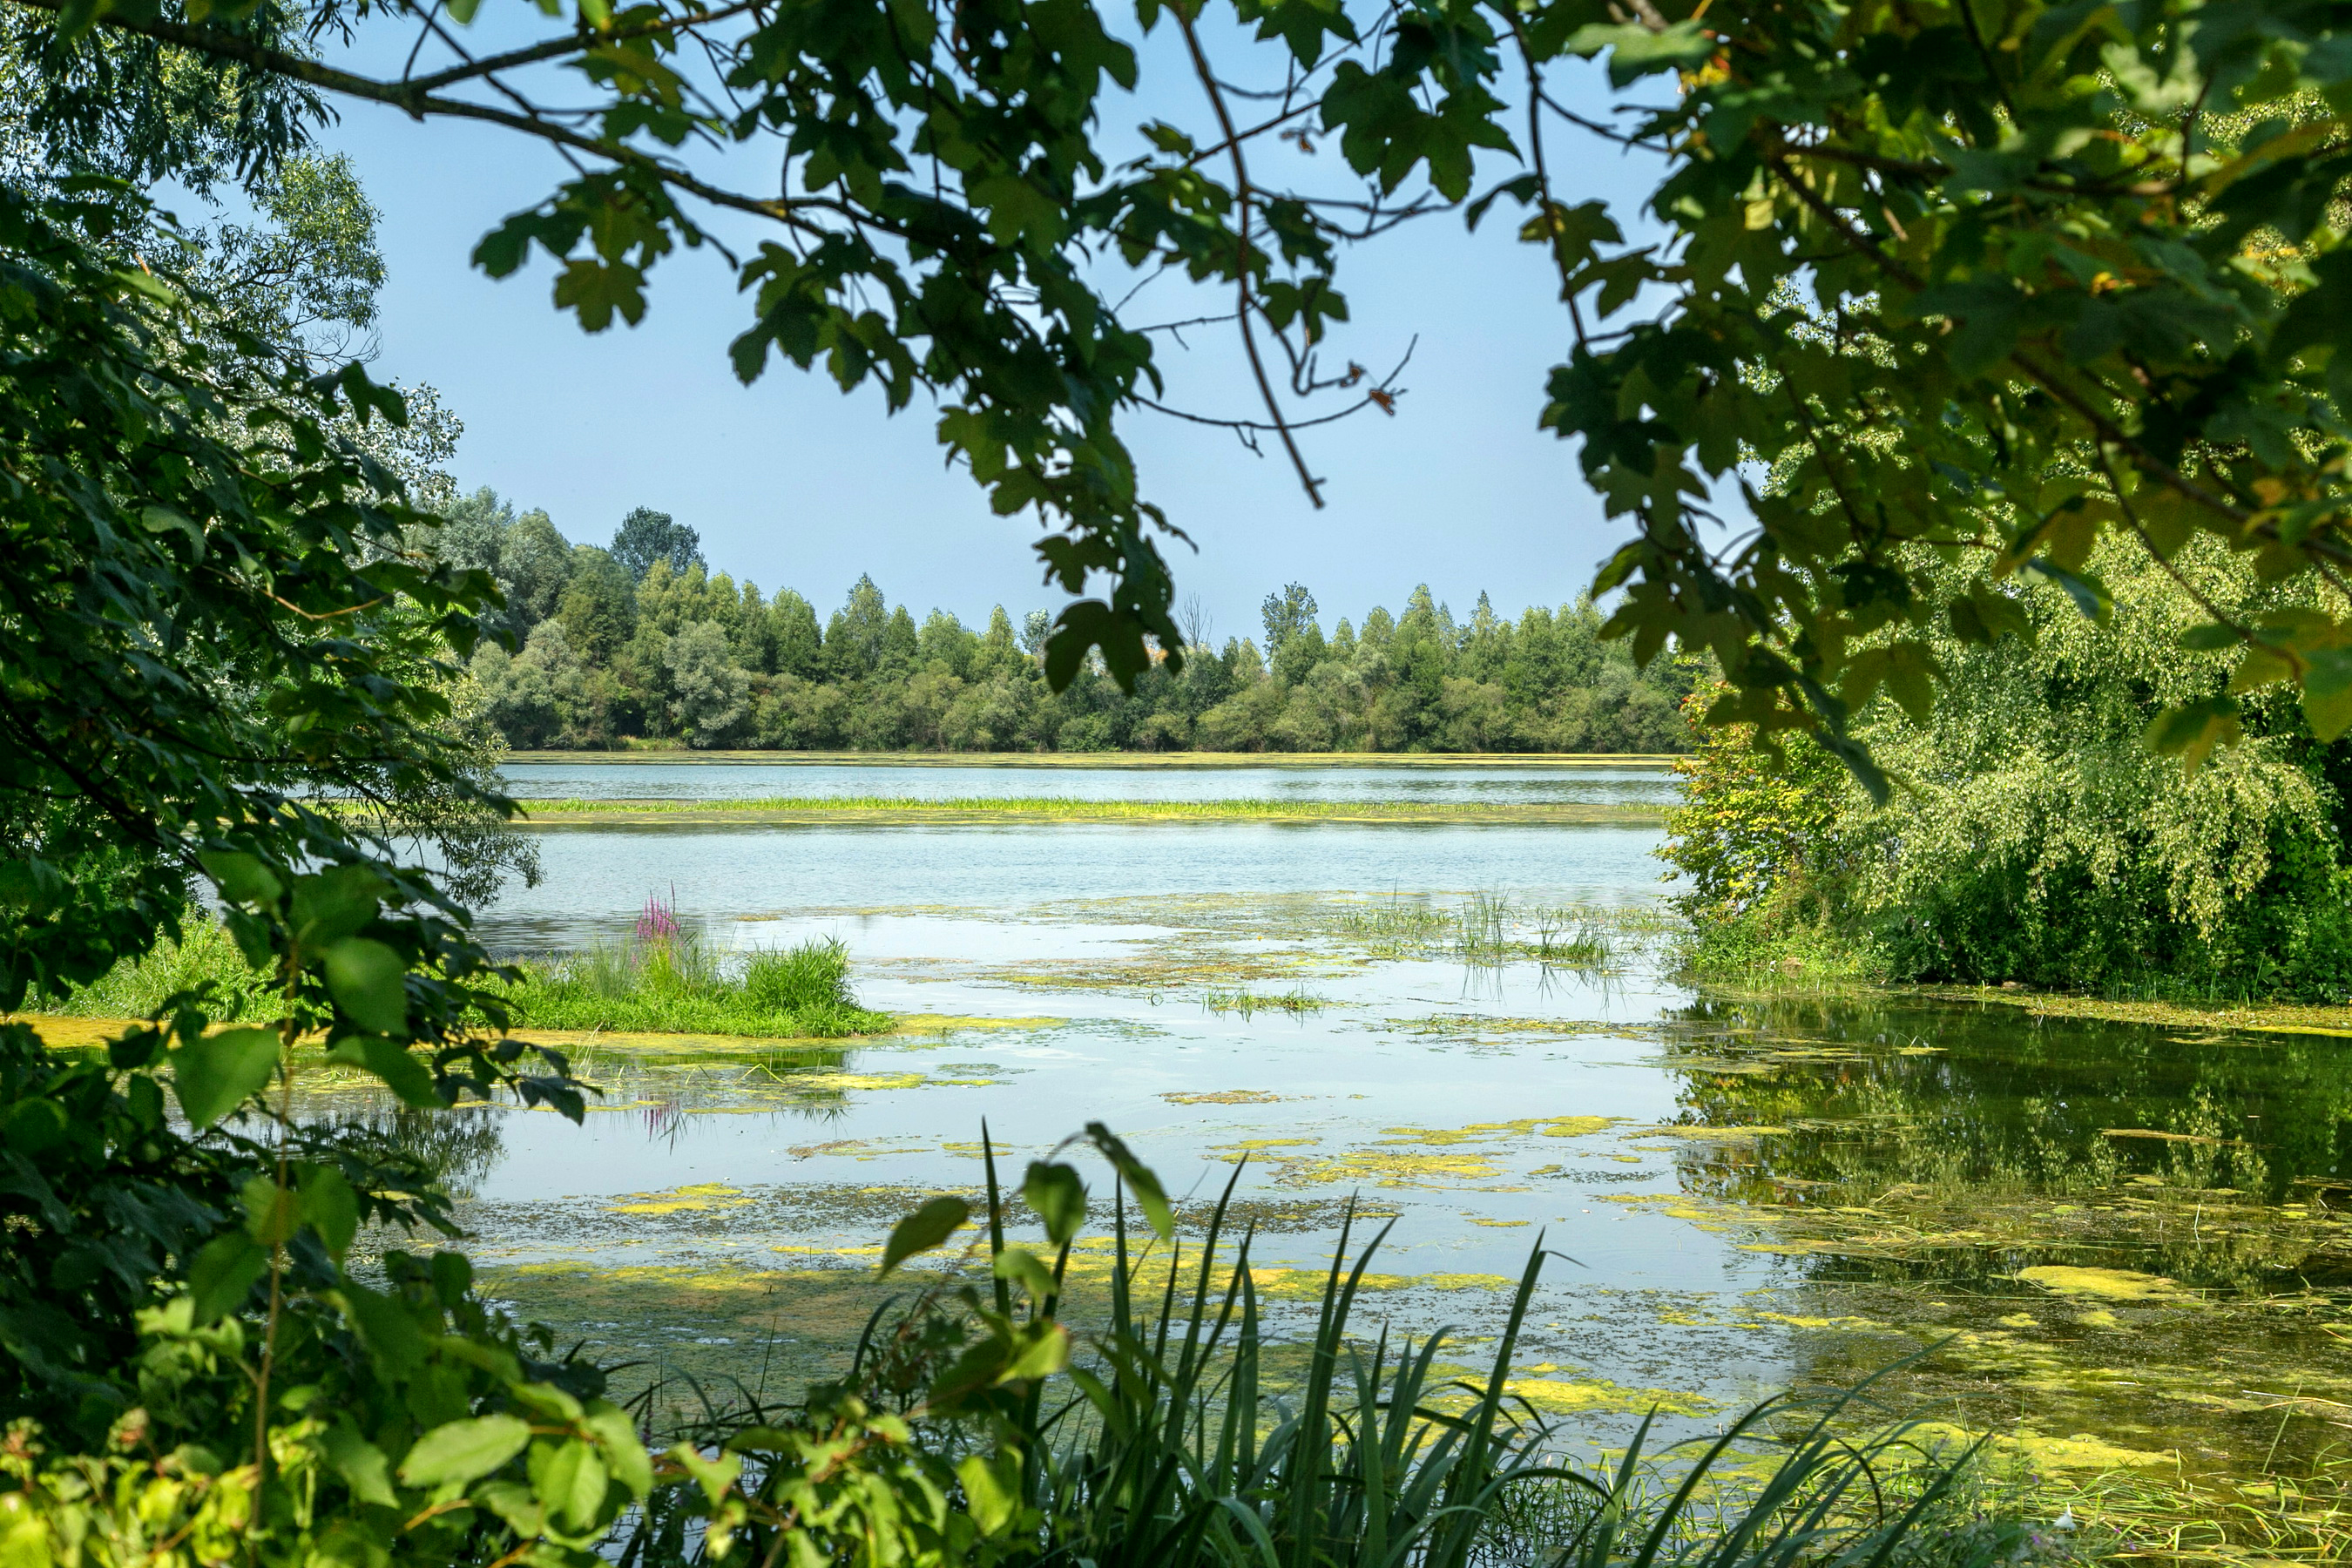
left=323, top=939, right=407, bottom=1034
left=1565, top=19, right=1714, bottom=84
left=879, top=1196, right=970, bottom=1274
left=1022, top=1160, right=1087, bottom=1246
left=169, top=1027, right=280, bottom=1129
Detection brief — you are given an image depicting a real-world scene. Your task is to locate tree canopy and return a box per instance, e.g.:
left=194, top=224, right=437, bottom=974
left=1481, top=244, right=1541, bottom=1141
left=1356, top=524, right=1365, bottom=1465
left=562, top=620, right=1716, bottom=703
left=13, top=0, right=2342, bottom=784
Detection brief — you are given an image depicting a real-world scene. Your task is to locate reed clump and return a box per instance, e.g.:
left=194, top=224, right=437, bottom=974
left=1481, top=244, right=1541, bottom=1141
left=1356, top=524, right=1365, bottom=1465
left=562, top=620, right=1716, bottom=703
left=497, top=894, right=889, bottom=1037
left=613, top=1132, right=2070, bottom=1568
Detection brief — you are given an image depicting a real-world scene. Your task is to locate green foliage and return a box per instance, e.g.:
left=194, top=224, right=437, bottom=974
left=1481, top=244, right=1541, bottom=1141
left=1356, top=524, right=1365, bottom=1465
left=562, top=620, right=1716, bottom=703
left=28, top=0, right=2352, bottom=779
left=609, top=1135, right=2036, bottom=1568
left=609, top=506, right=701, bottom=584
left=33, top=0, right=2352, bottom=772
left=33, top=921, right=280, bottom=1024
left=457, top=519, right=1702, bottom=752
left=497, top=931, right=891, bottom=1037
left=1664, top=549, right=2352, bottom=998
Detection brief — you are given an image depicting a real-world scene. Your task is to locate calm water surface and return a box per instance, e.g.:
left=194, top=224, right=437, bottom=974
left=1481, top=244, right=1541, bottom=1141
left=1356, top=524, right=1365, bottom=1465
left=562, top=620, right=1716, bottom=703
left=499, top=760, right=1680, bottom=806
left=345, top=763, right=2352, bottom=1497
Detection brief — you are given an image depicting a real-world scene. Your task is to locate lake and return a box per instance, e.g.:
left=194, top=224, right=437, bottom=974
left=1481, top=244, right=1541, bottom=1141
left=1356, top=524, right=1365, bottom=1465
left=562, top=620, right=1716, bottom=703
left=338, top=759, right=2352, bottom=1525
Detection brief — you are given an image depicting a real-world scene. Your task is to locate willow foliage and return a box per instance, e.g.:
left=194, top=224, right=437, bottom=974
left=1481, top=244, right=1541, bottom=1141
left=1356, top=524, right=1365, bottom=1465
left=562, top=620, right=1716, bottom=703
left=1667, top=545, right=2352, bottom=996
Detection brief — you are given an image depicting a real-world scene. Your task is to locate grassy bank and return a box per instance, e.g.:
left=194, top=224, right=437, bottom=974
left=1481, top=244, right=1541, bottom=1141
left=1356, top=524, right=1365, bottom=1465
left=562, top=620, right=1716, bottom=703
left=23, top=913, right=892, bottom=1042
left=29, top=919, right=281, bottom=1023
left=512, top=794, right=1667, bottom=827
left=490, top=929, right=890, bottom=1037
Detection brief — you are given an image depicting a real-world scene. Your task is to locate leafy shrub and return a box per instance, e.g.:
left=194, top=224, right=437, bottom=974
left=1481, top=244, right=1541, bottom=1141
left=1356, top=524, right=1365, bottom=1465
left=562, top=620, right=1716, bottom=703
left=501, top=931, right=889, bottom=1037
left=1664, top=547, right=2352, bottom=999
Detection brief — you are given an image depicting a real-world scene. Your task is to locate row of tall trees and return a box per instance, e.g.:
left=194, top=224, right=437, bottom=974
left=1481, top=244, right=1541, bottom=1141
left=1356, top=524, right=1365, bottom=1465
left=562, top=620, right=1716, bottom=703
left=450, top=491, right=1705, bottom=753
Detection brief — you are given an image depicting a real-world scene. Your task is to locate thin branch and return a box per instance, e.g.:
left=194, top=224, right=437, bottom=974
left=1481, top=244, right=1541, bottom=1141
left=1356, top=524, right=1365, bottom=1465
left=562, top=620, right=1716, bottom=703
left=1183, top=99, right=1320, bottom=168
left=0, top=0, right=873, bottom=243
left=1175, top=4, right=1324, bottom=509
left=402, top=0, right=766, bottom=93
left=1760, top=147, right=2260, bottom=533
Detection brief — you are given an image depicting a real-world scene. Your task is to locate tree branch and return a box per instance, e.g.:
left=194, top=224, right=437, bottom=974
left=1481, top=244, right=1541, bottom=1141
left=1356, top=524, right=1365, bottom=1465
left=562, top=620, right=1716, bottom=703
left=1175, top=4, right=1324, bottom=509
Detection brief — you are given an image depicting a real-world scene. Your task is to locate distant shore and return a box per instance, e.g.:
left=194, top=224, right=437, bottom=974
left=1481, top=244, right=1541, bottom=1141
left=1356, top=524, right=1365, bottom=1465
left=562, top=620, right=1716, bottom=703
left=507, top=795, right=1671, bottom=828
left=502, top=750, right=1683, bottom=769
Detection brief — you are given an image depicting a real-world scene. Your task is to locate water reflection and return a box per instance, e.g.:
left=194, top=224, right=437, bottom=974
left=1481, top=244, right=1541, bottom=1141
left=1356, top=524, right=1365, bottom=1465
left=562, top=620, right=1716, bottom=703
left=500, top=760, right=1680, bottom=807
left=1644, top=994, right=2352, bottom=1483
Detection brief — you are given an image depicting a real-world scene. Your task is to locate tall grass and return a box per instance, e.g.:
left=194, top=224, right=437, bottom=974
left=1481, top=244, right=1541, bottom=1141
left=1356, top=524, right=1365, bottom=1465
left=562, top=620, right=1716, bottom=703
left=618, top=1145, right=2055, bottom=1568
left=497, top=925, right=890, bottom=1038
left=28, top=918, right=278, bottom=1021
left=19, top=898, right=891, bottom=1044
left=1202, top=985, right=1329, bottom=1019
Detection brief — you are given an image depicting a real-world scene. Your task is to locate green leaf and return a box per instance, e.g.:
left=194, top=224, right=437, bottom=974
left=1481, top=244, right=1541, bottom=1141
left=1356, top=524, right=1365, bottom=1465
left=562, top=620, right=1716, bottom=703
left=1, top=1098, right=67, bottom=1155
left=2144, top=696, right=2245, bottom=773
left=301, top=1164, right=361, bottom=1257
left=241, top=1173, right=299, bottom=1246
left=337, top=1281, right=429, bottom=1375
left=1022, top=1160, right=1087, bottom=1246
left=533, top=1438, right=610, bottom=1534
left=2017, top=558, right=2112, bottom=625
left=2302, top=647, right=2352, bottom=741
left=170, top=1027, right=280, bottom=1129
left=291, top=865, right=384, bottom=946
left=879, top=1195, right=970, bottom=1275
left=1564, top=19, right=1714, bottom=84
left=322, top=1416, right=399, bottom=1507
left=1083, top=1123, right=1174, bottom=1240
left=327, top=1036, right=440, bottom=1108
left=958, top=1452, right=1021, bottom=1536
left=187, top=1233, right=268, bottom=1324
left=991, top=1245, right=1058, bottom=1303
left=323, top=939, right=409, bottom=1034
left=580, top=1401, right=652, bottom=1499
left=198, top=850, right=281, bottom=906
left=400, top=1415, right=533, bottom=1489
left=666, top=1443, right=740, bottom=1503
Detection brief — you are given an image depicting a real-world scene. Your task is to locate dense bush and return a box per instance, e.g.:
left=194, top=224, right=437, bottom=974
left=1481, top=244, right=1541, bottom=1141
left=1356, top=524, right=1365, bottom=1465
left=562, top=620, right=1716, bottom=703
left=447, top=494, right=1704, bottom=754
left=1664, top=546, right=2352, bottom=1001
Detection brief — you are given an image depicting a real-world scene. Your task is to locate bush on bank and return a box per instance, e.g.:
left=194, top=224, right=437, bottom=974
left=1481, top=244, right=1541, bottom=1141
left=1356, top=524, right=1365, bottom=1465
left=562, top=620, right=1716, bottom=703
left=1663, top=546, right=2352, bottom=1001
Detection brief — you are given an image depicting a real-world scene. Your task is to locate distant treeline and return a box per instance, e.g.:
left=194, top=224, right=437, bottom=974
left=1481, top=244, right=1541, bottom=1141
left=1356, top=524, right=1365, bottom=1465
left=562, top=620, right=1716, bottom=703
left=443, top=491, right=1707, bottom=754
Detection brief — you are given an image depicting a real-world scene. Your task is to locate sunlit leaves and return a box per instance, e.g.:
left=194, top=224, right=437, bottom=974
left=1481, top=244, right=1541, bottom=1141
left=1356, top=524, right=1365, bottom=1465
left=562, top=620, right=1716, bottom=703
left=1516, top=0, right=2352, bottom=787
left=399, top=1415, right=532, bottom=1489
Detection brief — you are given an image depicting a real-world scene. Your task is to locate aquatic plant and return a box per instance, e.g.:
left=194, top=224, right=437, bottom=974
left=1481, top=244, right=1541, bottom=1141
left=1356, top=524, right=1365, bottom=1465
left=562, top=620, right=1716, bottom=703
left=1201, top=985, right=1328, bottom=1020
left=612, top=1132, right=2051, bottom=1568
left=639, top=888, right=686, bottom=943
left=500, top=927, right=889, bottom=1038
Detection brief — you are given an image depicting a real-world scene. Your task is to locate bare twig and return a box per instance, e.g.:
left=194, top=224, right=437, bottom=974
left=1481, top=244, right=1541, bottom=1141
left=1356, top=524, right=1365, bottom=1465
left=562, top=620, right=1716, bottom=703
left=1174, top=4, right=1324, bottom=508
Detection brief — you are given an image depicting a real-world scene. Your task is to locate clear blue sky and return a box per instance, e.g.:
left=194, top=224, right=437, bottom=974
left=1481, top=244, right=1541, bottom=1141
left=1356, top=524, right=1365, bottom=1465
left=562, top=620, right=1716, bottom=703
left=314, top=17, right=1669, bottom=639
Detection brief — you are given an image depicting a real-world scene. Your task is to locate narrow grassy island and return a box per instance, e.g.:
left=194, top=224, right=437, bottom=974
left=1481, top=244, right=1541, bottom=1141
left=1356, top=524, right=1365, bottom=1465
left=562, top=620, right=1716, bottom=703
left=510, top=794, right=1666, bottom=828
left=25, top=897, right=892, bottom=1042
left=491, top=925, right=890, bottom=1037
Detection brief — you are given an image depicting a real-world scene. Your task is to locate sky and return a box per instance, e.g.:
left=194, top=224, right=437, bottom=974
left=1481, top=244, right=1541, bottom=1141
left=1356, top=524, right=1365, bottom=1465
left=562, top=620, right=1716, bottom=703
left=308, top=14, right=1674, bottom=640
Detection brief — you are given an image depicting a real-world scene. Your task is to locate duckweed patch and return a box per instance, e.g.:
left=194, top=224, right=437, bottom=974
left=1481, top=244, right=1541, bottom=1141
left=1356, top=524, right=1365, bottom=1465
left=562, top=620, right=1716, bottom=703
left=1160, top=1089, right=1294, bottom=1105
left=2014, top=1266, right=2195, bottom=1302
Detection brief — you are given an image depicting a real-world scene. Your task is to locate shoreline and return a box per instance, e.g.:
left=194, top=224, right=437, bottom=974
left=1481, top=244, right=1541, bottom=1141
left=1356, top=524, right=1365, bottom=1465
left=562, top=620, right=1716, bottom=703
left=506, top=796, right=1672, bottom=828
left=502, top=749, right=1682, bottom=770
